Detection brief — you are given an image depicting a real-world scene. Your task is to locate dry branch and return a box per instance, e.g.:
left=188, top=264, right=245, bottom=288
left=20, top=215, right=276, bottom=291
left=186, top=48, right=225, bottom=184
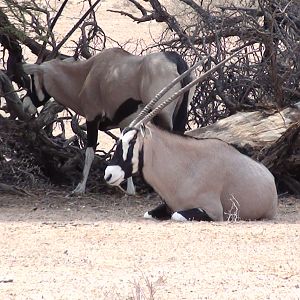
left=51, top=0, right=102, bottom=58
left=187, top=105, right=300, bottom=149
left=37, top=0, right=69, bottom=62
left=0, top=70, right=29, bottom=120
left=0, top=182, right=35, bottom=196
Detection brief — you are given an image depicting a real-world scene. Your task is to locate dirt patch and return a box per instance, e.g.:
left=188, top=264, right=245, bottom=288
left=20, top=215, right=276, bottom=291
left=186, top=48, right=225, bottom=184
left=0, top=191, right=299, bottom=300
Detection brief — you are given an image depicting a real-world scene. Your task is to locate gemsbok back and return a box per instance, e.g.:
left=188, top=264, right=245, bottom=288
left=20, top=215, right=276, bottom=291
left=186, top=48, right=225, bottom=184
left=22, top=48, right=195, bottom=195
left=104, top=49, right=278, bottom=221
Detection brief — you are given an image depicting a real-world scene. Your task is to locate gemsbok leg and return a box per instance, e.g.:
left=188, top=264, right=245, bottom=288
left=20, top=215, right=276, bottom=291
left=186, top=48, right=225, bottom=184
left=144, top=203, right=172, bottom=220
left=171, top=208, right=213, bottom=222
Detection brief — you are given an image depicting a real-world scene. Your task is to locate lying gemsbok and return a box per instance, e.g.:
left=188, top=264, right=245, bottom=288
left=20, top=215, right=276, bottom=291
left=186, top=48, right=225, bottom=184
left=22, top=48, right=195, bottom=195
left=104, top=49, right=278, bottom=221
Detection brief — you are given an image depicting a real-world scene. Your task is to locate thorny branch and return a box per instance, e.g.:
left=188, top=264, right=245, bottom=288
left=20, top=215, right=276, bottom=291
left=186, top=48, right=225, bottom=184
left=37, top=0, right=69, bottom=62
left=51, top=0, right=102, bottom=58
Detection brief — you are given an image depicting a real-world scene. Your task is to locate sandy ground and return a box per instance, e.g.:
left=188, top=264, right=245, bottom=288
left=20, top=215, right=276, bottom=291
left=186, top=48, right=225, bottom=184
left=0, top=192, right=299, bottom=300
left=1, top=1, right=300, bottom=299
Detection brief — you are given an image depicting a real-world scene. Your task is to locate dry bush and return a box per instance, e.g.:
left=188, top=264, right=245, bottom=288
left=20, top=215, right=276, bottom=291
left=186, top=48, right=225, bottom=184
left=116, top=0, right=300, bottom=127
left=0, top=0, right=299, bottom=194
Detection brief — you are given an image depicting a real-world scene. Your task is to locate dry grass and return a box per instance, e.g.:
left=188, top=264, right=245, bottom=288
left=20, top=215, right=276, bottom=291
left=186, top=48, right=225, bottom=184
left=225, top=195, right=241, bottom=222
left=130, top=271, right=166, bottom=300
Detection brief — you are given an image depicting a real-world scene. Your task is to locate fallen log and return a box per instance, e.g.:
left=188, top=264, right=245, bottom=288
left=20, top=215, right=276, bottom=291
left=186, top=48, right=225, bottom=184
left=187, top=104, right=300, bottom=150
left=187, top=104, right=300, bottom=195
left=259, top=121, right=300, bottom=195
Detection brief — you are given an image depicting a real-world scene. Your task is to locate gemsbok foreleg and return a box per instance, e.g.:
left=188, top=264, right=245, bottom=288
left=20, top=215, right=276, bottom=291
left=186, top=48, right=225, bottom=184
left=144, top=203, right=172, bottom=220
left=71, top=118, right=100, bottom=195
left=171, top=208, right=213, bottom=222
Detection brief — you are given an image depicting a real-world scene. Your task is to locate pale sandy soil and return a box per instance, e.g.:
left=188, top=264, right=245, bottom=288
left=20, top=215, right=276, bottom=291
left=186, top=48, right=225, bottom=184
left=0, top=192, right=299, bottom=300
left=1, top=1, right=300, bottom=300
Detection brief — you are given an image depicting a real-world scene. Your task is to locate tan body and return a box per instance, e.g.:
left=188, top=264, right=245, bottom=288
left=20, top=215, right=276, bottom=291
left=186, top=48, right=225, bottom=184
left=34, top=48, right=183, bottom=125
left=141, top=125, right=278, bottom=221
left=24, top=48, right=193, bottom=195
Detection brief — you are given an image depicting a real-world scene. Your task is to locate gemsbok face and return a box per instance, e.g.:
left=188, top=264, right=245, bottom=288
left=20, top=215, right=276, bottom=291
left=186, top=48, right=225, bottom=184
left=104, top=127, right=141, bottom=187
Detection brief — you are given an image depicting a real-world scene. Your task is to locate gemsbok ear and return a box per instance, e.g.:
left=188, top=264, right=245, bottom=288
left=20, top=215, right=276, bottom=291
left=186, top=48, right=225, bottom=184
left=122, top=129, right=137, bottom=144
left=140, top=124, right=146, bottom=137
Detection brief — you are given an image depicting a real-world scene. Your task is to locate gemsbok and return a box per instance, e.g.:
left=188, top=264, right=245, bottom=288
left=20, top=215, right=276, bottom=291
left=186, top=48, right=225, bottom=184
left=22, top=48, right=196, bottom=195
left=104, top=49, right=278, bottom=221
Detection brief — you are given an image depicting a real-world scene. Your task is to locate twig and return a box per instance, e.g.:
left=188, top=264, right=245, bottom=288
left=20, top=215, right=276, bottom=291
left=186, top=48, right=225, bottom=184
left=37, top=0, right=69, bottom=61
left=225, top=195, right=240, bottom=222
left=0, top=183, right=35, bottom=197
left=51, top=0, right=102, bottom=57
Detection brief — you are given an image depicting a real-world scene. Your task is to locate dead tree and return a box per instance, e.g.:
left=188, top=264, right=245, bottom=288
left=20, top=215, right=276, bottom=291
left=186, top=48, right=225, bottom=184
left=187, top=105, right=300, bottom=194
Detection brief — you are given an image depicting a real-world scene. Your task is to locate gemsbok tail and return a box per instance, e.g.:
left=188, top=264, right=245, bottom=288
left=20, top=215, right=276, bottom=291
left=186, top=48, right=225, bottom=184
left=23, top=63, right=42, bottom=75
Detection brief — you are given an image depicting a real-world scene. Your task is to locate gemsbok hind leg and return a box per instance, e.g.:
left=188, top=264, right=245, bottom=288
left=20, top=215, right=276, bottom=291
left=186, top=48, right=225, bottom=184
left=144, top=203, right=172, bottom=220
left=171, top=208, right=213, bottom=222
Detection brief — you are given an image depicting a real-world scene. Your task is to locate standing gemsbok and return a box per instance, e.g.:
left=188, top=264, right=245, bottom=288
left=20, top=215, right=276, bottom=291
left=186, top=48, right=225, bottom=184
left=104, top=49, right=278, bottom=221
left=22, top=48, right=196, bottom=195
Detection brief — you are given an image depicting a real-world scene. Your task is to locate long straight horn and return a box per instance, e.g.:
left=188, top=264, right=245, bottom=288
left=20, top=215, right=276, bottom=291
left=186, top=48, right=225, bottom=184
left=136, top=47, right=246, bottom=127
left=129, top=56, right=208, bottom=128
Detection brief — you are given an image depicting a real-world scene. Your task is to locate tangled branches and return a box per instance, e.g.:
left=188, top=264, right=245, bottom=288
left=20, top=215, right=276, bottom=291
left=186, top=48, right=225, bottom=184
left=111, top=0, right=300, bottom=128
left=0, top=0, right=299, bottom=193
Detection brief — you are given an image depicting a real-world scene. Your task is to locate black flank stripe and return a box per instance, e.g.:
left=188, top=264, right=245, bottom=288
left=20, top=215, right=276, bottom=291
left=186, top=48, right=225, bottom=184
left=98, top=98, right=142, bottom=130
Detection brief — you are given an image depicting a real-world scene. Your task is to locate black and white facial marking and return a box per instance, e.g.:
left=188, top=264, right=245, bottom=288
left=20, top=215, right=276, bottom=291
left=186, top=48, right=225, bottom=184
left=104, top=127, right=141, bottom=187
